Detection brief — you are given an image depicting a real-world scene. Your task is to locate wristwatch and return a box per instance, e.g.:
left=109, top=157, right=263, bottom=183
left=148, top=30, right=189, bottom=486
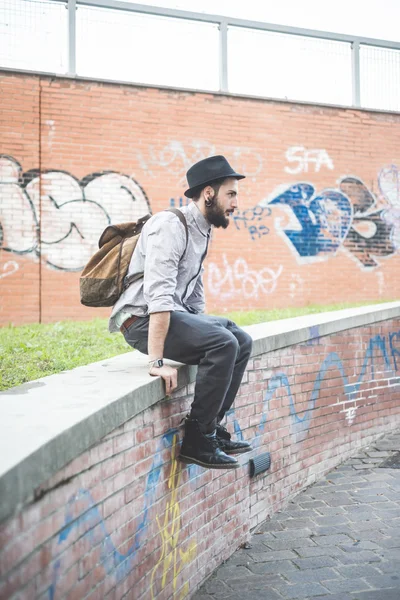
left=149, top=358, right=164, bottom=369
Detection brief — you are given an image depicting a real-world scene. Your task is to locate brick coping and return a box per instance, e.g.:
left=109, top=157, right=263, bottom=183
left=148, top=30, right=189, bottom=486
left=0, top=301, right=399, bottom=523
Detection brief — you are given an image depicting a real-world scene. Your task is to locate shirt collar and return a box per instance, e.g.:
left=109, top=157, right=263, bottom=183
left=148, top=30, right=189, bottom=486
left=188, top=201, right=211, bottom=236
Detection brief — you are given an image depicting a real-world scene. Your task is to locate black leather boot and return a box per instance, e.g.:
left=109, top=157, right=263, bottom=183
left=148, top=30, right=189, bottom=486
left=216, top=424, right=253, bottom=454
left=179, top=417, right=239, bottom=469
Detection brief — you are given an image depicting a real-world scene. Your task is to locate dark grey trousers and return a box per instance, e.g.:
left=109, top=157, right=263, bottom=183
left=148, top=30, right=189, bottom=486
left=121, top=312, right=252, bottom=433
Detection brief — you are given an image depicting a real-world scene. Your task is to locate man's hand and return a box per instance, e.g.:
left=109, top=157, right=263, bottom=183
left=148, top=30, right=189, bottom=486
left=149, top=364, right=178, bottom=395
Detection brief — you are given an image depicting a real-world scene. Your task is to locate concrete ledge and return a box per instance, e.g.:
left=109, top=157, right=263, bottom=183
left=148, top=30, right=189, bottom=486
left=248, top=301, right=400, bottom=356
left=1, top=300, right=399, bottom=524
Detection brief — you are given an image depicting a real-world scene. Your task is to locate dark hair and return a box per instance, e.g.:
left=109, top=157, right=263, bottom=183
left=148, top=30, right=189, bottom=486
left=191, top=177, right=227, bottom=201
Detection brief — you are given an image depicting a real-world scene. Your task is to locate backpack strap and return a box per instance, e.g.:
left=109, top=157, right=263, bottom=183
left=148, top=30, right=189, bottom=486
left=123, top=208, right=189, bottom=291
left=167, top=208, right=189, bottom=258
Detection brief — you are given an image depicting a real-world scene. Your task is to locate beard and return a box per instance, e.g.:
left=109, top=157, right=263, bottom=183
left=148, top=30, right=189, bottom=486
left=205, top=196, right=231, bottom=229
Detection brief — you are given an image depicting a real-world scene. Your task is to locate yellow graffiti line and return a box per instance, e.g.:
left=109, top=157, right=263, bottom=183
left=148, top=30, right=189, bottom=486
left=150, top=434, right=197, bottom=600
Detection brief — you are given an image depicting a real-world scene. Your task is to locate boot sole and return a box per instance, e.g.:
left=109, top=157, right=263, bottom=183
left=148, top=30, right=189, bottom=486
left=224, top=446, right=253, bottom=455
left=179, top=455, right=240, bottom=469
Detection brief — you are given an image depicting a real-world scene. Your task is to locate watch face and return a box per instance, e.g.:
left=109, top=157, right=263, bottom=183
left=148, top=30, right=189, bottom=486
left=157, top=359, right=164, bottom=368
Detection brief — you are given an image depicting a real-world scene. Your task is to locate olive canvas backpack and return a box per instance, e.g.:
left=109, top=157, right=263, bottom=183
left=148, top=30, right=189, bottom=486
left=79, top=208, right=188, bottom=307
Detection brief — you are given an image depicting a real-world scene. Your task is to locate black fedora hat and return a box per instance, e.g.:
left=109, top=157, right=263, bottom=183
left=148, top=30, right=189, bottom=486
left=184, top=155, right=245, bottom=198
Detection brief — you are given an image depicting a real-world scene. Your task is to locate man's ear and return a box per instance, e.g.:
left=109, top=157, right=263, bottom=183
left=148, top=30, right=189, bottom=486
left=203, top=185, right=214, bottom=200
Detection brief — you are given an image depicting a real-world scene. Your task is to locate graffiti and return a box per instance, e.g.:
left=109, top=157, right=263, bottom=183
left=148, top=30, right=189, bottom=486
left=267, top=183, right=352, bottom=257
left=139, top=140, right=263, bottom=184
left=170, top=197, right=190, bottom=208
left=44, top=120, right=56, bottom=152
left=229, top=331, right=399, bottom=446
left=0, top=260, right=19, bottom=279
left=47, top=328, right=400, bottom=597
left=150, top=434, right=197, bottom=600
left=379, top=165, right=400, bottom=251
left=306, top=325, right=320, bottom=346
left=339, top=176, right=397, bottom=267
left=169, top=168, right=399, bottom=268
left=284, top=146, right=334, bottom=174
left=376, top=271, right=385, bottom=296
left=389, top=331, right=400, bottom=371
left=0, top=156, right=151, bottom=272
left=48, top=429, right=181, bottom=599
left=289, top=273, right=305, bottom=300
left=48, top=487, right=141, bottom=600
left=232, top=206, right=271, bottom=241
left=343, top=406, right=358, bottom=426
left=207, top=254, right=283, bottom=299
left=265, top=170, right=400, bottom=268
left=169, top=199, right=270, bottom=242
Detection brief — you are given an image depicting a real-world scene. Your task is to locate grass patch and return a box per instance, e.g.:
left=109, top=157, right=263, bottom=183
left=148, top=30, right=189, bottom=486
left=0, top=300, right=394, bottom=391
left=0, top=319, right=129, bottom=392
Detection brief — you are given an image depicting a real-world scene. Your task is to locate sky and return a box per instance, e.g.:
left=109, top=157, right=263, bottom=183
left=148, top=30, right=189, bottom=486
left=1, top=0, right=399, bottom=111
left=120, top=0, right=400, bottom=41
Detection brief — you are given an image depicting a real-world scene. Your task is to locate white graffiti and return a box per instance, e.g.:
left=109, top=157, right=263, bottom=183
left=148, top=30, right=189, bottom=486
left=44, top=119, right=56, bottom=152
left=379, top=165, right=400, bottom=250
left=376, top=271, right=385, bottom=296
left=0, top=156, right=37, bottom=253
left=284, top=146, right=334, bottom=175
left=0, top=260, right=19, bottom=280
left=289, top=273, right=305, bottom=300
left=137, top=140, right=264, bottom=184
left=207, top=254, right=283, bottom=300
left=0, top=156, right=151, bottom=271
left=342, top=406, right=358, bottom=426
left=329, top=399, right=359, bottom=426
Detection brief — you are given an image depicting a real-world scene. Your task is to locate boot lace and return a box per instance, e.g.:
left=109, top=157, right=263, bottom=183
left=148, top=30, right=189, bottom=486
left=208, top=436, right=219, bottom=450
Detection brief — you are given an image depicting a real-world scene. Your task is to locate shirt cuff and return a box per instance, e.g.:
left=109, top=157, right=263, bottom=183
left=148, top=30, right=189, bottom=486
left=147, top=298, right=175, bottom=313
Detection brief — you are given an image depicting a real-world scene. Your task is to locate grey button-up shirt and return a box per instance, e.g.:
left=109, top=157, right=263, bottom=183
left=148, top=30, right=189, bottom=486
left=109, top=202, right=211, bottom=332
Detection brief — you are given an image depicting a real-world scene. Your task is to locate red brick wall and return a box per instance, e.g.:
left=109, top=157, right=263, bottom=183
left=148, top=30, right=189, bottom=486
left=1, top=319, right=400, bottom=599
left=1, top=72, right=400, bottom=325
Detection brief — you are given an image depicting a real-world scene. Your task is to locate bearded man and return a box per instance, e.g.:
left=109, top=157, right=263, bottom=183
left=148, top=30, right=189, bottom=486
left=109, top=155, right=253, bottom=469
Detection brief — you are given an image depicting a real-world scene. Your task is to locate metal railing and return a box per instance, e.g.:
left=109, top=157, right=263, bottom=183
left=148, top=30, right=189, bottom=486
left=1, top=0, right=400, bottom=111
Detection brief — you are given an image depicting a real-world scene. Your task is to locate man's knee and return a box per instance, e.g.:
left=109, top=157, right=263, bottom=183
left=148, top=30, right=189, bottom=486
left=242, top=331, right=253, bottom=356
left=220, top=331, right=240, bottom=358
left=233, top=327, right=252, bottom=359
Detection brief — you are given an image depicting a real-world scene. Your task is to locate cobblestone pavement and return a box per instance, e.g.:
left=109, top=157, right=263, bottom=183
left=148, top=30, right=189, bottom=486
left=193, top=430, right=400, bottom=600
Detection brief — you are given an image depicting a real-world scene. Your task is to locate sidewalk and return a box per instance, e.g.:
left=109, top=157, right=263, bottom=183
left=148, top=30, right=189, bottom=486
left=193, top=430, right=400, bottom=600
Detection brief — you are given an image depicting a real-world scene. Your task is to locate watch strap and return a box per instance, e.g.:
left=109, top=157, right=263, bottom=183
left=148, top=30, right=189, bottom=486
left=149, top=358, right=164, bottom=369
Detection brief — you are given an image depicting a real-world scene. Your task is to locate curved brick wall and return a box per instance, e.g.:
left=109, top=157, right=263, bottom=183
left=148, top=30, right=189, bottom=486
left=1, top=71, right=400, bottom=324
left=1, top=304, right=400, bottom=599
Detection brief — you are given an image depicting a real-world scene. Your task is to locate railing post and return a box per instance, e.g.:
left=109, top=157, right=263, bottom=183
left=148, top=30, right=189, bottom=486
left=219, top=19, right=228, bottom=93
left=68, top=0, right=77, bottom=76
left=351, top=40, right=361, bottom=107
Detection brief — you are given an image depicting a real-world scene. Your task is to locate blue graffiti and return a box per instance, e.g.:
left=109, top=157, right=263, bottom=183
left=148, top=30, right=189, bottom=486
left=269, top=184, right=352, bottom=257
left=232, top=333, right=395, bottom=444
left=169, top=197, right=189, bottom=208
left=268, top=177, right=398, bottom=267
left=232, top=206, right=271, bottom=241
left=169, top=199, right=271, bottom=241
left=389, top=331, right=400, bottom=372
left=48, top=429, right=177, bottom=599
left=48, top=331, right=399, bottom=597
left=307, top=325, right=321, bottom=346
